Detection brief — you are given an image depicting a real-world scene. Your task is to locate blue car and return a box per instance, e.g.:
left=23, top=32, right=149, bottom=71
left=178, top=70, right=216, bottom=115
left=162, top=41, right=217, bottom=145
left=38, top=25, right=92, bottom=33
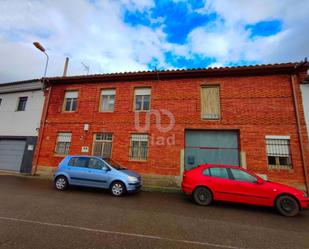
left=53, top=155, right=142, bottom=196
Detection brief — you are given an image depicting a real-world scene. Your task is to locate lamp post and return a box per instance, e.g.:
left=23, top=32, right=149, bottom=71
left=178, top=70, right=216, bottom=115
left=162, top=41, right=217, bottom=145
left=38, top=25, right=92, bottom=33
left=33, top=42, right=49, bottom=77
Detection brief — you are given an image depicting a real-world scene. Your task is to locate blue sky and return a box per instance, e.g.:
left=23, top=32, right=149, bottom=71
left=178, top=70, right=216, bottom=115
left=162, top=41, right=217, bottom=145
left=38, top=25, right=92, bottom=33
left=0, top=0, right=308, bottom=82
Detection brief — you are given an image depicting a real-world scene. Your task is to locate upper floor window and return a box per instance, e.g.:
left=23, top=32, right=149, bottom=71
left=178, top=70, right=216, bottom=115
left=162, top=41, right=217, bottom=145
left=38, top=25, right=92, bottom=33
left=64, top=91, right=78, bottom=112
left=100, top=89, right=115, bottom=112
left=266, top=136, right=292, bottom=168
left=130, top=134, right=149, bottom=161
left=17, top=96, right=28, bottom=111
left=134, top=88, right=151, bottom=111
left=55, top=132, right=72, bottom=155
left=201, top=86, right=220, bottom=120
left=0, top=98, right=2, bottom=107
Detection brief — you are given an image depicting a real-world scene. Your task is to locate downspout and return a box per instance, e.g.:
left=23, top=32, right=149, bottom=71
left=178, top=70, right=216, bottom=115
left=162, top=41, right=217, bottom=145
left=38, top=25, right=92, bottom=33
left=291, top=74, right=309, bottom=193
left=32, top=79, right=52, bottom=175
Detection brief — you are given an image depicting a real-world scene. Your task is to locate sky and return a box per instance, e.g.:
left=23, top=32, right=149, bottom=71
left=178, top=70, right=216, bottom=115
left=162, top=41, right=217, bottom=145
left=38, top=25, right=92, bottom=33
left=0, top=0, right=309, bottom=83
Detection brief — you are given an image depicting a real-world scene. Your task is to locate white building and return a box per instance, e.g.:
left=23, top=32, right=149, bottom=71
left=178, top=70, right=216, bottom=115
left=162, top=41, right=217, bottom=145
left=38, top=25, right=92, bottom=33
left=0, top=79, right=44, bottom=173
left=301, top=75, right=309, bottom=144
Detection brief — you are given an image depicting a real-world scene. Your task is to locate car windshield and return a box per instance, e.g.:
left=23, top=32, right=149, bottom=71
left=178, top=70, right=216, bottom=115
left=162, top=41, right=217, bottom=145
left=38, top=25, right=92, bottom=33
left=104, top=159, right=127, bottom=170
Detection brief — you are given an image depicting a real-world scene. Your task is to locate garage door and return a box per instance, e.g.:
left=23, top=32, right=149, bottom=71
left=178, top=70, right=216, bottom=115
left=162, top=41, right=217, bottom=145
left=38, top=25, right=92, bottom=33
left=0, top=140, right=26, bottom=172
left=185, top=130, right=239, bottom=170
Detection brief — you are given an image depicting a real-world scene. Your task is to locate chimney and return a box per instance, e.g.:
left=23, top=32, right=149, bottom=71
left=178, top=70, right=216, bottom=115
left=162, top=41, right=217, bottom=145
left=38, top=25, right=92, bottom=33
left=63, top=57, right=69, bottom=76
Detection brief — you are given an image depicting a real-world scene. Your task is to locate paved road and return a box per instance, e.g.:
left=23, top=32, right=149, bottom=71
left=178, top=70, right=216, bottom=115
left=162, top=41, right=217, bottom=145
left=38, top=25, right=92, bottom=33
left=0, top=175, right=308, bottom=249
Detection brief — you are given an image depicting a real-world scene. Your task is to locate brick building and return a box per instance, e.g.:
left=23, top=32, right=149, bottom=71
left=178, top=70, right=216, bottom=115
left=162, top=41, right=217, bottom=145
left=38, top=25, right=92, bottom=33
left=33, top=62, right=309, bottom=191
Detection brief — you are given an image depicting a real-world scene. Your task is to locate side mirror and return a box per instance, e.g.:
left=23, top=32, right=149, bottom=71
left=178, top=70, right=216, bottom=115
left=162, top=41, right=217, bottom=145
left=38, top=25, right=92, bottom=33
left=256, top=178, right=264, bottom=184
left=102, top=166, right=110, bottom=171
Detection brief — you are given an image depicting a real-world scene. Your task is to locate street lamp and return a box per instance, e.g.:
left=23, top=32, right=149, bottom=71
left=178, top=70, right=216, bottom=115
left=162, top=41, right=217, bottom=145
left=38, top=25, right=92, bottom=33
left=33, top=42, right=49, bottom=77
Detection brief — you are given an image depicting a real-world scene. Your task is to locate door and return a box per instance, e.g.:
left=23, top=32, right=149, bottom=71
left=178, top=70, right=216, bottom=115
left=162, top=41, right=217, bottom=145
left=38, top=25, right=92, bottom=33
left=228, top=168, right=271, bottom=206
left=185, top=130, right=239, bottom=170
left=66, top=157, right=91, bottom=186
left=86, top=157, right=110, bottom=188
left=204, top=167, right=237, bottom=202
left=0, top=140, right=26, bottom=172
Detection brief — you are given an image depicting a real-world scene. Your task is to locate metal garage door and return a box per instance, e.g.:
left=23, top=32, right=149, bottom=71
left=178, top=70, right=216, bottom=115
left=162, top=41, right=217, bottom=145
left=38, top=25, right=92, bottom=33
left=185, top=130, right=239, bottom=170
left=0, top=140, right=26, bottom=172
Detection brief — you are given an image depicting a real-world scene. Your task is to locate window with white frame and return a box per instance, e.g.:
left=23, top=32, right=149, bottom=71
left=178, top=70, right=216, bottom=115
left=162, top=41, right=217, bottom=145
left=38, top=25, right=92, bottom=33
left=92, top=133, right=113, bottom=159
left=64, top=91, right=78, bottom=112
left=266, top=136, right=292, bottom=168
left=134, top=88, right=151, bottom=111
left=100, top=89, right=115, bottom=112
left=130, top=134, right=149, bottom=160
left=55, top=132, right=72, bottom=155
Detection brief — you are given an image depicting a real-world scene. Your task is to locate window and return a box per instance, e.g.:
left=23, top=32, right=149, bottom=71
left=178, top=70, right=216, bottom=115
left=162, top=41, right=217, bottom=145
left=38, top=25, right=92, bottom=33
left=266, top=136, right=292, bottom=168
left=88, top=158, right=106, bottom=170
left=17, top=96, right=28, bottom=111
left=100, top=89, right=115, bottom=112
left=230, top=168, right=257, bottom=183
left=92, top=133, right=113, bottom=159
left=55, top=132, right=72, bottom=155
left=64, top=91, right=78, bottom=112
left=134, top=88, right=151, bottom=111
left=209, top=167, right=229, bottom=179
left=68, top=157, right=89, bottom=168
left=202, top=168, right=210, bottom=176
left=201, top=86, right=220, bottom=120
left=130, top=134, right=149, bottom=160
left=0, top=98, right=2, bottom=107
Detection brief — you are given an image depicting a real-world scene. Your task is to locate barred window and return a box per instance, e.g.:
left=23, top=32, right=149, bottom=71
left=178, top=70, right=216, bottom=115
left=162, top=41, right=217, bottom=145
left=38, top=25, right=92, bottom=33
left=92, top=133, right=113, bottom=159
left=101, top=89, right=115, bottom=112
left=130, top=134, right=149, bottom=161
left=266, top=136, right=292, bottom=168
left=55, top=132, right=72, bottom=155
left=134, top=88, right=151, bottom=111
left=64, top=91, right=78, bottom=112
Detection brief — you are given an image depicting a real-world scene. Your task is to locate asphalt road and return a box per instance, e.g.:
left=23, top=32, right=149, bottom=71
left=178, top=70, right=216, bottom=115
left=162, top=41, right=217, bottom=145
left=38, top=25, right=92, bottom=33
left=0, top=175, right=308, bottom=249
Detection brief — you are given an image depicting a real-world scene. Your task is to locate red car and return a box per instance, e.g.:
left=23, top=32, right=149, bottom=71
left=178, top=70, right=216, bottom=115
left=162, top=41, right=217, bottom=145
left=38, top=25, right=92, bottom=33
left=182, top=164, right=309, bottom=216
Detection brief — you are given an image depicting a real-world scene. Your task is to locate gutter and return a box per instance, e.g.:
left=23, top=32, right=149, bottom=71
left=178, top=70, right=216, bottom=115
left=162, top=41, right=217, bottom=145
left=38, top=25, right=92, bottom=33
left=291, top=73, right=309, bottom=193
left=32, top=79, right=52, bottom=175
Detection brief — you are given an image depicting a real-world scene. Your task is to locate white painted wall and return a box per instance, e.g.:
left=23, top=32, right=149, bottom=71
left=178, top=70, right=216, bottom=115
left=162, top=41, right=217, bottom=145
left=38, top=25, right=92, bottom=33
left=0, top=90, right=44, bottom=136
left=301, top=84, right=309, bottom=137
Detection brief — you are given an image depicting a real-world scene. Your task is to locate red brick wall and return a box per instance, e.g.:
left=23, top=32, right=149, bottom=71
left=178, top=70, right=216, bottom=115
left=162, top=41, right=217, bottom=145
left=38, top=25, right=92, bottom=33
left=35, top=72, right=309, bottom=188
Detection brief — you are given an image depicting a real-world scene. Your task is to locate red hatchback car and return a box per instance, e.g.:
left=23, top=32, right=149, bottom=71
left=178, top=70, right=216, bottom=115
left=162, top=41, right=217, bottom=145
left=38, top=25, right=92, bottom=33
left=182, top=164, right=309, bottom=216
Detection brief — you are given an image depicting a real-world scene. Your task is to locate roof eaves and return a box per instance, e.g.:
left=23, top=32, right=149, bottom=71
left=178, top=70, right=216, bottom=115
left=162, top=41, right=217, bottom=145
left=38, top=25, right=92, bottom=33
left=45, top=61, right=309, bottom=84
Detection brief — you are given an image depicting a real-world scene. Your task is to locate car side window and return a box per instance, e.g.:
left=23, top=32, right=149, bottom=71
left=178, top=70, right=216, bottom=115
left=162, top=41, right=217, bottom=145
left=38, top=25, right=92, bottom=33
left=209, top=167, right=229, bottom=179
left=88, top=158, right=105, bottom=170
left=202, top=168, right=210, bottom=176
left=68, top=157, right=89, bottom=168
left=230, top=168, right=257, bottom=183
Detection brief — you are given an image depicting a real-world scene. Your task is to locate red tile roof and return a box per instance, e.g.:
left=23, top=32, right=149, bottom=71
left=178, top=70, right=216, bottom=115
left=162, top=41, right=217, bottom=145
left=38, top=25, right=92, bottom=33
left=45, top=61, right=309, bottom=83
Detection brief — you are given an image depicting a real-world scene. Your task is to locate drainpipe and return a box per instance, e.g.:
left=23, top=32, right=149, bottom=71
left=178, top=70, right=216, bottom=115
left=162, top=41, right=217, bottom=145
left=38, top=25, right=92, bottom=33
left=291, top=73, right=309, bottom=193
left=32, top=80, right=52, bottom=175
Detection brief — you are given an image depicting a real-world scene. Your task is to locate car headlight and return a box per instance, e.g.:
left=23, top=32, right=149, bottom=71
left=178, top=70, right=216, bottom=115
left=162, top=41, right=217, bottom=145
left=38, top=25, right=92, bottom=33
left=128, top=176, right=138, bottom=183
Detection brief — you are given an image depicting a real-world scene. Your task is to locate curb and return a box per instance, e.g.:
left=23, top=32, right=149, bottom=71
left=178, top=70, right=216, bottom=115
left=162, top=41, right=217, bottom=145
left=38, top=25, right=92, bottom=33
left=0, top=173, right=181, bottom=193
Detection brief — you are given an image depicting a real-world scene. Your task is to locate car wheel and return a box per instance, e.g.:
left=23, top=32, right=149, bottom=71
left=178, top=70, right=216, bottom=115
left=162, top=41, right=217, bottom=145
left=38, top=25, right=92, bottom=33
left=275, top=195, right=300, bottom=217
left=193, top=187, right=213, bottom=206
left=55, top=176, right=68, bottom=191
left=110, top=181, right=126, bottom=197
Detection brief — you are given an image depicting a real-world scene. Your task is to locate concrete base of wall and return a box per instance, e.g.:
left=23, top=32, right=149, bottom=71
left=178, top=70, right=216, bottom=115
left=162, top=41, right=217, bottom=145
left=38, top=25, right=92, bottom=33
left=36, top=166, right=181, bottom=189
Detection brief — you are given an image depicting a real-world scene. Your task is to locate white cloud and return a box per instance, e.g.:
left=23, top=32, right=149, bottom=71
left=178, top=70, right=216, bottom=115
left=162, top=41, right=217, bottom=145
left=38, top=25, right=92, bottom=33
left=190, top=0, right=309, bottom=65
left=0, top=0, right=166, bottom=82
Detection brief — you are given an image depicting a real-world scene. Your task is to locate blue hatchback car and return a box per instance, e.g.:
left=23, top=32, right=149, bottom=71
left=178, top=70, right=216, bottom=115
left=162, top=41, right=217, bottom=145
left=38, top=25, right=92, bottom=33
left=54, top=155, right=142, bottom=196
